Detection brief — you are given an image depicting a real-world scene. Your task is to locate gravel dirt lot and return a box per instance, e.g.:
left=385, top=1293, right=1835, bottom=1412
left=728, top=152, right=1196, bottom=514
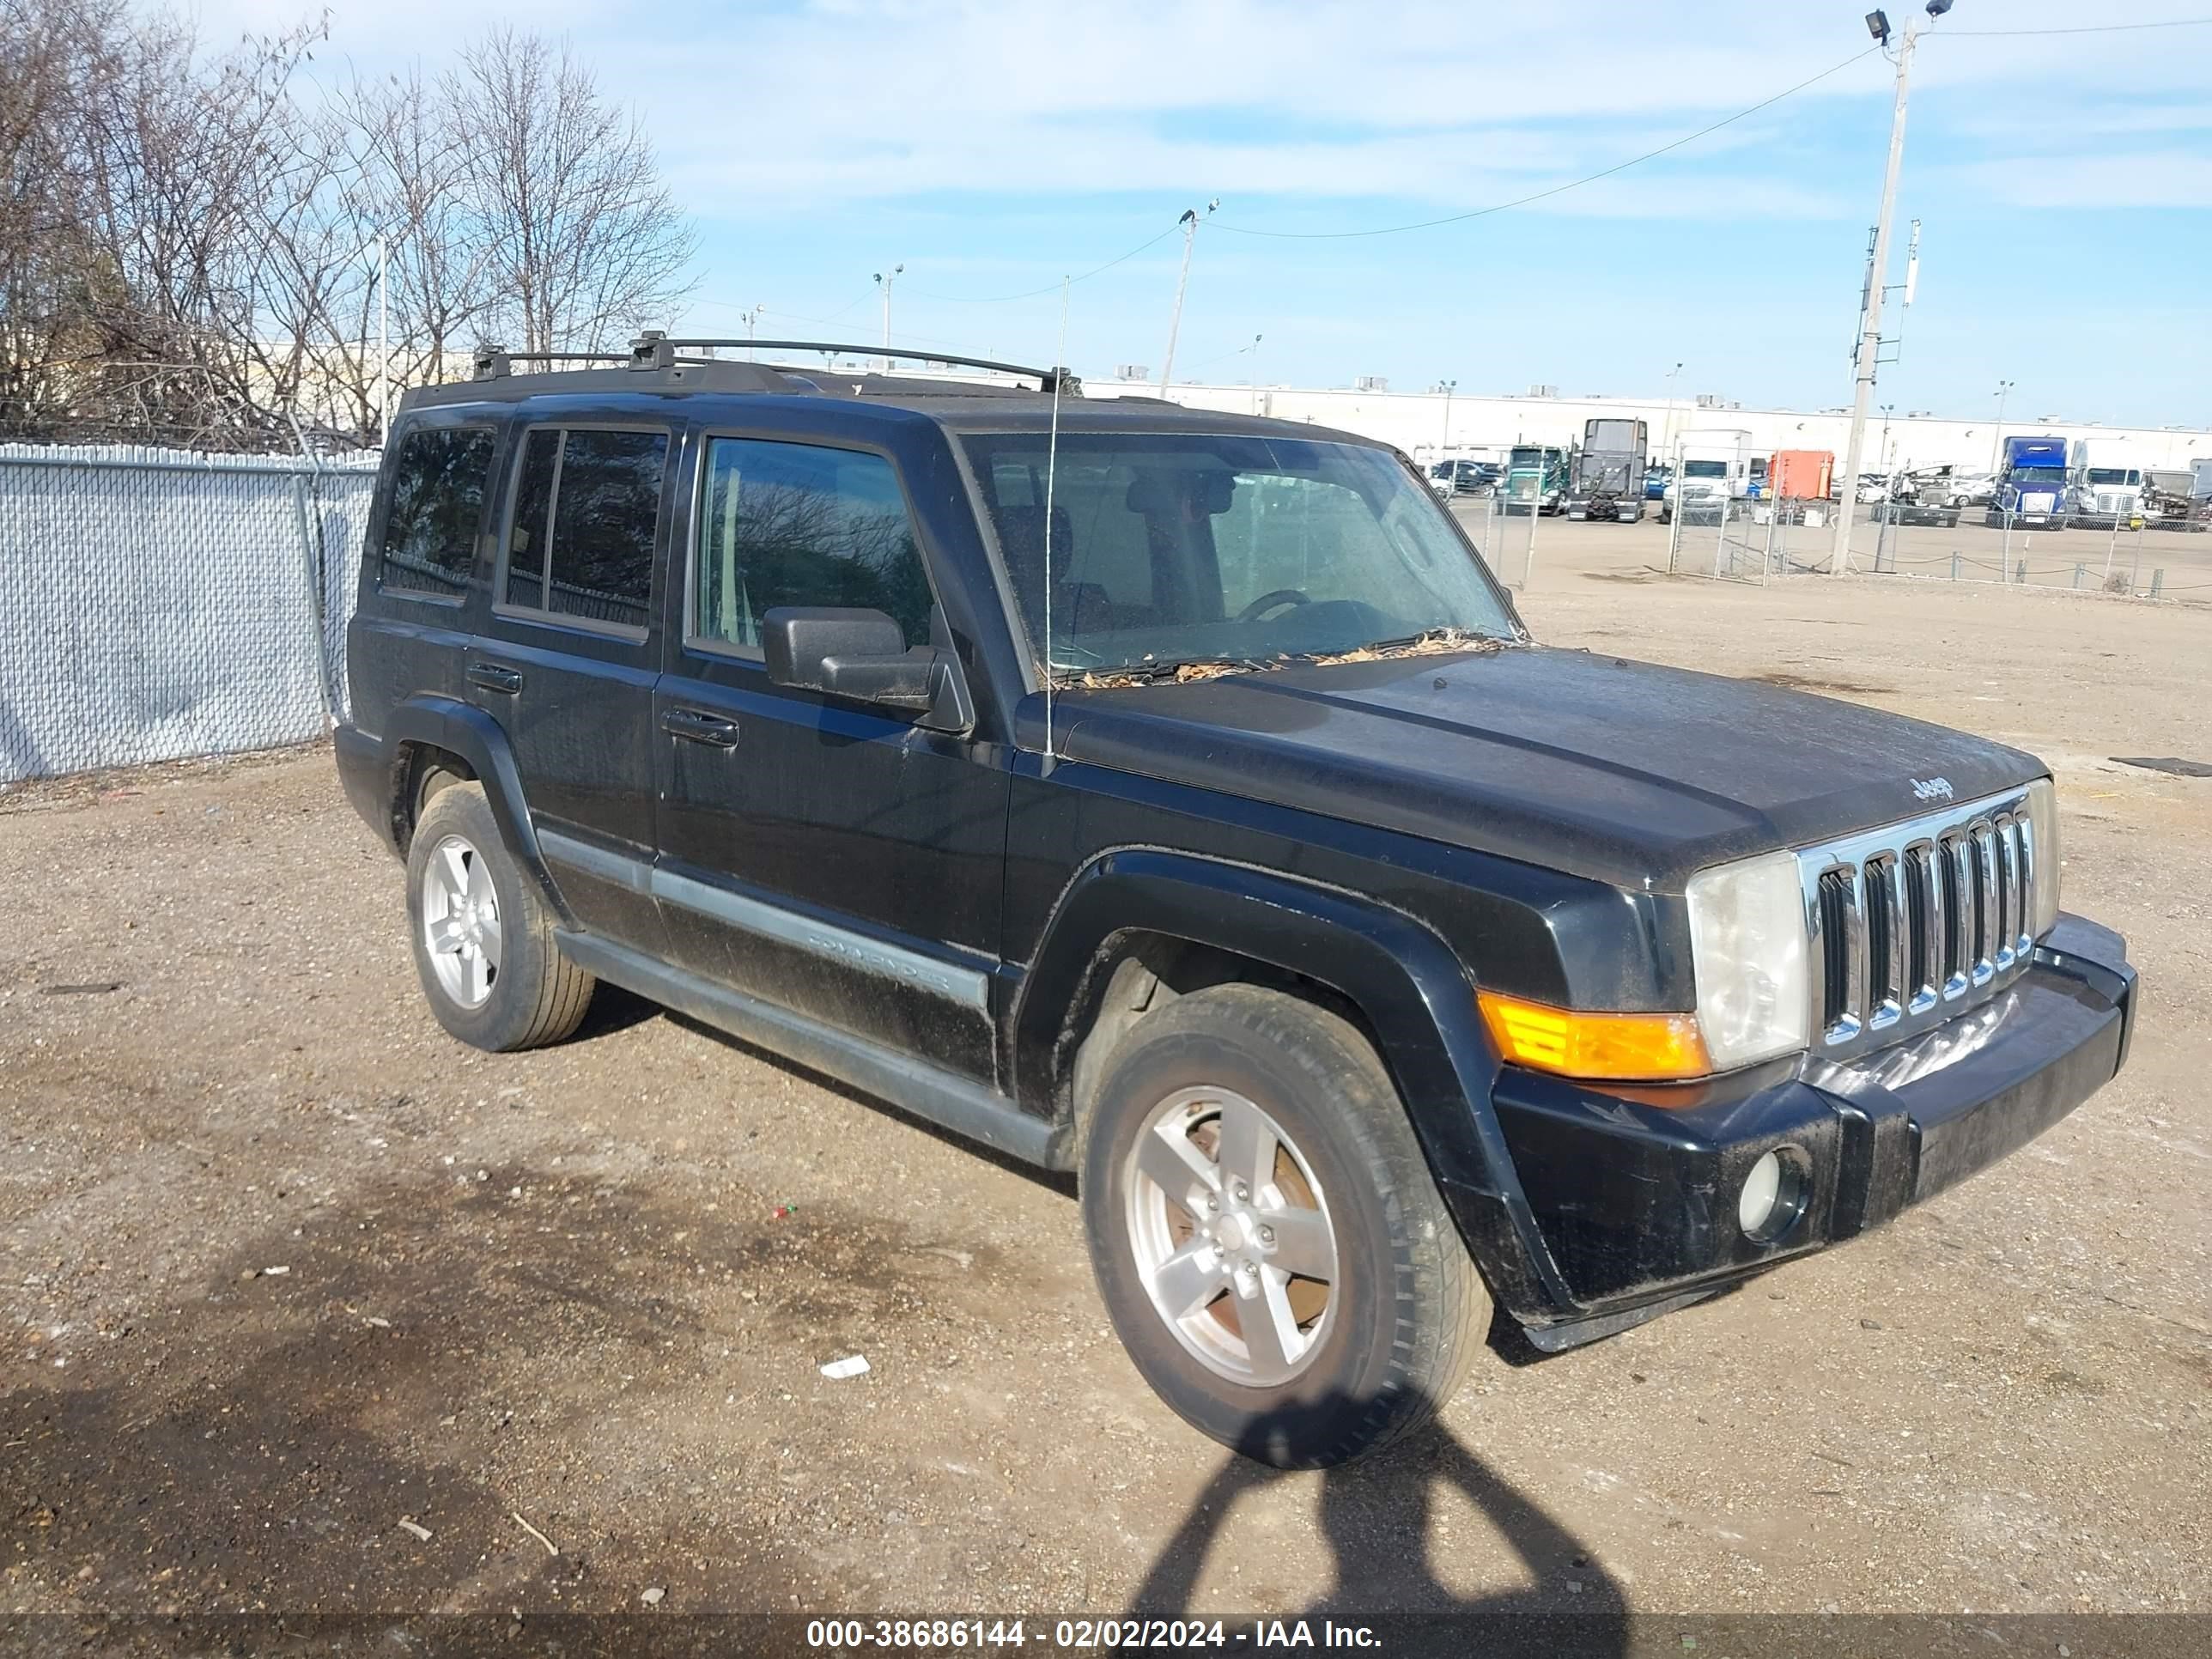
left=3, top=526, right=2208, bottom=1648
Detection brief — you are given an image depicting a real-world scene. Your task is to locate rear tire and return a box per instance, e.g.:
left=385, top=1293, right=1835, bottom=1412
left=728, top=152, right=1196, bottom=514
left=1079, top=984, right=1492, bottom=1468
left=404, top=783, right=594, bottom=1052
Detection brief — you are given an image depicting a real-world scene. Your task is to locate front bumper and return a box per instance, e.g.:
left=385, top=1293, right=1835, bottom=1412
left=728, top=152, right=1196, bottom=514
left=1480, top=914, right=2136, bottom=1342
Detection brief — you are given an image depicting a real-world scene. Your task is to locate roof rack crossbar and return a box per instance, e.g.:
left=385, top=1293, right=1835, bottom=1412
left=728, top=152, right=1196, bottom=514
left=473, top=347, right=631, bottom=380
left=632, top=332, right=1078, bottom=391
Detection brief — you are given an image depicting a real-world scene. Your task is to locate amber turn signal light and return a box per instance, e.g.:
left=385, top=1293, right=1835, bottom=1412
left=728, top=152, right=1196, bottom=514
left=1475, top=990, right=1714, bottom=1083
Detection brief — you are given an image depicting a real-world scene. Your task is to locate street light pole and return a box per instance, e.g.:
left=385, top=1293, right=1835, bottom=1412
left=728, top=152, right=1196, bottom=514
left=1248, top=334, right=1264, bottom=415
left=1989, top=378, right=2014, bottom=473
left=873, top=265, right=902, bottom=370
left=1660, top=361, right=1684, bottom=469
left=1831, top=6, right=1932, bottom=576
left=1440, top=378, right=1456, bottom=457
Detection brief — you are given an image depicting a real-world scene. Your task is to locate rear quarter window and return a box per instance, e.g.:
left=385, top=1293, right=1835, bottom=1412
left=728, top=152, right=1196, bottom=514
left=376, top=426, right=498, bottom=599
left=503, top=427, right=668, bottom=632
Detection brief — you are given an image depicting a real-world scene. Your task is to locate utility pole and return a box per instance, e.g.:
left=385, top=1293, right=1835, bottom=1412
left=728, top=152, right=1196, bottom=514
left=1158, top=200, right=1217, bottom=392
left=1989, top=378, right=2014, bottom=473
left=1832, top=4, right=1938, bottom=576
left=873, top=265, right=902, bottom=370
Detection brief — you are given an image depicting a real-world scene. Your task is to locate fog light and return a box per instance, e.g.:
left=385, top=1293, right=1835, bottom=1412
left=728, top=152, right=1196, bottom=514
left=1738, top=1148, right=1807, bottom=1243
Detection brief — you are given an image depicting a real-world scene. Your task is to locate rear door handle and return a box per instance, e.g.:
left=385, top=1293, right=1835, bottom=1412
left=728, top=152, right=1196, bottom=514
left=661, top=708, right=740, bottom=749
left=467, top=663, right=523, bottom=694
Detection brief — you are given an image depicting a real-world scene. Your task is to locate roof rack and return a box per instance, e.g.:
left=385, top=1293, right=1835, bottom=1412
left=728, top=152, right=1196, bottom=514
left=471, top=348, right=630, bottom=380
left=630, top=331, right=1080, bottom=392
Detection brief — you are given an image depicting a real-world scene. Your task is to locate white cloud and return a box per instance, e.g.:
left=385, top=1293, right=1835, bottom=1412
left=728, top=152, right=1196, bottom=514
left=186, top=0, right=2212, bottom=218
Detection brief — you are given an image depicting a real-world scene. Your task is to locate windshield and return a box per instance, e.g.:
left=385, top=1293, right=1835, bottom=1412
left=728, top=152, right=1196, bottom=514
left=2010, top=467, right=2067, bottom=484
left=963, top=432, right=1518, bottom=678
left=1682, top=459, right=1730, bottom=479
left=1507, top=447, right=1549, bottom=469
left=2085, top=467, right=2140, bottom=486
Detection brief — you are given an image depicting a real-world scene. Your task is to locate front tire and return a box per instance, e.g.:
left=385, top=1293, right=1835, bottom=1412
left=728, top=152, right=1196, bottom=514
left=1079, top=985, right=1492, bottom=1468
left=404, top=782, right=594, bottom=1052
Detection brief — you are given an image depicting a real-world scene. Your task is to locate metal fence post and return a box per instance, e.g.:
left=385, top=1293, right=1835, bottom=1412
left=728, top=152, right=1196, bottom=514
left=289, top=475, right=334, bottom=722
left=1523, top=491, right=1539, bottom=589
left=1666, top=438, right=1685, bottom=575
left=1951, top=551, right=1960, bottom=580
left=2149, top=568, right=2164, bottom=598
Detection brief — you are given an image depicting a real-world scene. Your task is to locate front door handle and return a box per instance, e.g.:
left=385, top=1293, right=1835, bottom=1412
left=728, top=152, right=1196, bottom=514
left=467, top=663, right=523, bottom=694
left=661, top=708, right=740, bottom=749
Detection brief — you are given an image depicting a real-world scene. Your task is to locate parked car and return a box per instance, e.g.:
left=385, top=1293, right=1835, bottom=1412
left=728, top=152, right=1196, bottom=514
left=1938, top=471, right=1996, bottom=508
left=1644, top=465, right=1670, bottom=501
left=1427, top=459, right=1494, bottom=498
left=337, top=332, right=2139, bottom=1469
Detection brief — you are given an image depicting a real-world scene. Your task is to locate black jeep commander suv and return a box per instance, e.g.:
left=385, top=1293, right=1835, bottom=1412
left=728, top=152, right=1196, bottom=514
left=337, top=334, right=2138, bottom=1468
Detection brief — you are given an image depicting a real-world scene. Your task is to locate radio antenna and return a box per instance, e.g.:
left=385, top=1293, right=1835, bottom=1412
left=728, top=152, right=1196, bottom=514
left=1042, top=274, right=1070, bottom=761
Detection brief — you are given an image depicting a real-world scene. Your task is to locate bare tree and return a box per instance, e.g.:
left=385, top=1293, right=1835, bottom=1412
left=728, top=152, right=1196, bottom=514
left=0, top=3, right=699, bottom=449
left=450, top=27, right=696, bottom=357
left=337, top=67, right=495, bottom=398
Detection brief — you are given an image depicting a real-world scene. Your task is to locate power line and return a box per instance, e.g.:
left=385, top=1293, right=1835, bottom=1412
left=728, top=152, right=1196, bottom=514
left=902, top=221, right=1183, bottom=304
left=1936, top=15, right=2212, bottom=34
left=1210, top=46, right=1882, bottom=240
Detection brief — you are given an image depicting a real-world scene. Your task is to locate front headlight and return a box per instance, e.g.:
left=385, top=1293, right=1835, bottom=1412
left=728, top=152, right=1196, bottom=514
left=1686, top=850, right=1811, bottom=1070
left=2027, top=776, right=2062, bottom=936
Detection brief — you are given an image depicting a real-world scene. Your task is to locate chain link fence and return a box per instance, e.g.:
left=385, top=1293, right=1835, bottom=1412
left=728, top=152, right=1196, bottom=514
left=0, top=443, right=380, bottom=784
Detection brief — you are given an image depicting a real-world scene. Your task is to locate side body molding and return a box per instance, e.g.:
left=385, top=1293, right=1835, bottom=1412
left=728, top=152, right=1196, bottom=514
left=1015, top=849, right=1577, bottom=1322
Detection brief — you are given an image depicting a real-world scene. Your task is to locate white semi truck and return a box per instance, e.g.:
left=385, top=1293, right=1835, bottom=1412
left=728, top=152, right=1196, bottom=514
left=2068, top=439, right=2144, bottom=526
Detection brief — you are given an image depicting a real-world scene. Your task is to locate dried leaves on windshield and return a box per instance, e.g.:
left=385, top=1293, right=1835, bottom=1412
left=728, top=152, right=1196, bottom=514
left=1054, top=629, right=1507, bottom=690
left=1306, top=628, right=1505, bottom=666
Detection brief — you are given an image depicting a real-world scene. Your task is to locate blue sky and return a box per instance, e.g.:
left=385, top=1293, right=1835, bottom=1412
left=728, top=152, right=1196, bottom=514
left=234, top=0, right=2212, bottom=424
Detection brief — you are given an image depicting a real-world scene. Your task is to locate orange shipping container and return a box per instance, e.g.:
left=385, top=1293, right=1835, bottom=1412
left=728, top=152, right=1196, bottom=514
left=1768, top=449, right=1834, bottom=501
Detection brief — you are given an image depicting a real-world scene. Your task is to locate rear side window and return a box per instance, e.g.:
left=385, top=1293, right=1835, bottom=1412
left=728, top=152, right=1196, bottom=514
left=377, top=426, right=496, bottom=598
left=692, top=438, right=933, bottom=652
left=503, top=427, right=668, bottom=631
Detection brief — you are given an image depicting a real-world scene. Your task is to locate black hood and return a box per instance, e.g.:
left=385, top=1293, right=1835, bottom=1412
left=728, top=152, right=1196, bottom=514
left=1047, top=645, right=2044, bottom=890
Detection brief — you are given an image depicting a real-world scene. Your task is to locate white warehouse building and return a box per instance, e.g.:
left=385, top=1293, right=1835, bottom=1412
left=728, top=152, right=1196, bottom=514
left=1094, top=375, right=2212, bottom=477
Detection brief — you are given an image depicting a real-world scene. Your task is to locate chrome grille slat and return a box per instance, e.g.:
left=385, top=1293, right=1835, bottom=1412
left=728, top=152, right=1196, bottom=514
left=1902, top=841, right=1937, bottom=1013
left=1947, top=831, right=1976, bottom=991
left=1992, top=822, right=2018, bottom=969
left=1792, top=787, right=2044, bottom=1060
left=1971, top=820, right=1998, bottom=986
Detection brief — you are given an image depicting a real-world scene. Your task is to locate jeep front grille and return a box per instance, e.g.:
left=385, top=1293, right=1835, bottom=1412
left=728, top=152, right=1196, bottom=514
left=1798, top=787, right=2041, bottom=1055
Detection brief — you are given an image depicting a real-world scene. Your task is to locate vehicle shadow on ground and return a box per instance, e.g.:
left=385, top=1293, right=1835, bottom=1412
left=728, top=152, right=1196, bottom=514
left=1128, top=1395, right=1627, bottom=1658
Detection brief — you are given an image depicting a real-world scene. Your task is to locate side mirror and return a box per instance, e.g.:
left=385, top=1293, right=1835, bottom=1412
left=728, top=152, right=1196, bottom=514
left=761, top=606, right=972, bottom=731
